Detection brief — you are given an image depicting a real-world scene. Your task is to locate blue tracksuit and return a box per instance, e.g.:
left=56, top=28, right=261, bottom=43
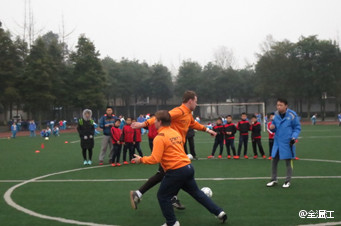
left=99, top=115, right=117, bottom=136
left=270, top=109, right=301, bottom=160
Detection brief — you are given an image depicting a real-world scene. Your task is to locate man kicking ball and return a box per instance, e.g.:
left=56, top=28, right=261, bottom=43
left=132, top=110, right=227, bottom=226
left=130, top=91, right=216, bottom=210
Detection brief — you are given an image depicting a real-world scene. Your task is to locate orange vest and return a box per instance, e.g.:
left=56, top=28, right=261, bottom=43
left=141, top=126, right=190, bottom=171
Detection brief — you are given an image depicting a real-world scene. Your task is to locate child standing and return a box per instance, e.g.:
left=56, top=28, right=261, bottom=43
left=224, top=115, right=237, bottom=159
left=236, top=113, right=251, bottom=159
left=250, top=115, right=266, bottom=159
left=111, top=119, right=122, bottom=167
left=77, top=109, right=95, bottom=165
left=121, top=117, right=136, bottom=164
left=147, top=123, right=158, bottom=151
left=29, top=120, right=36, bottom=137
left=133, top=119, right=144, bottom=157
left=267, top=113, right=275, bottom=160
left=208, top=118, right=225, bottom=159
left=11, top=122, right=17, bottom=138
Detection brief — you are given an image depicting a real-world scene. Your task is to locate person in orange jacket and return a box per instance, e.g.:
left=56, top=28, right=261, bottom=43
left=130, top=91, right=216, bottom=210
left=132, top=110, right=227, bottom=226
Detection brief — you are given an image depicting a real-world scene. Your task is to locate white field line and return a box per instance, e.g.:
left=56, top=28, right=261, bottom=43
left=69, top=136, right=103, bottom=144
left=298, top=222, right=341, bottom=226
left=1, top=175, right=341, bottom=183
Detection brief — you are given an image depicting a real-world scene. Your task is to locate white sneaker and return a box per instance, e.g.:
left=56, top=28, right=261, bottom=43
left=217, top=211, right=227, bottom=223
left=161, top=221, right=180, bottom=226
left=266, top=180, right=278, bottom=187
left=282, top=182, right=291, bottom=188
left=83, top=160, right=88, bottom=165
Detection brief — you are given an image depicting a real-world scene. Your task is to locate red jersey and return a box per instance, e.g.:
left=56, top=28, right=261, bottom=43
left=148, top=124, right=158, bottom=139
left=111, top=126, right=122, bottom=144
left=267, top=122, right=275, bottom=139
left=120, top=125, right=135, bottom=143
left=135, top=128, right=142, bottom=142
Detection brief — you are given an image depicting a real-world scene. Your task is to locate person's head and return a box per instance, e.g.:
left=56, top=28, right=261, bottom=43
left=106, top=106, right=113, bottom=115
left=12, top=122, right=16, bottom=125
left=241, top=113, right=247, bottom=120
left=216, top=118, right=223, bottom=125
left=182, top=90, right=197, bottom=111
left=83, top=109, right=92, bottom=121
left=126, top=117, right=132, bottom=125
left=226, top=115, right=232, bottom=123
left=114, top=119, right=121, bottom=127
left=269, top=112, right=275, bottom=121
left=251, top=115, right=257, bottom=123
left=155, top=110, right=171, bottom=129
left=276, top=98, right=288, bottom=114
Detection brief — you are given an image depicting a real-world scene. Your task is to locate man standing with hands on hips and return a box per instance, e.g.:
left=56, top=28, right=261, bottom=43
left=267, top=98, right=301, bottom=188
left=99, top=106, right=117, bottom=165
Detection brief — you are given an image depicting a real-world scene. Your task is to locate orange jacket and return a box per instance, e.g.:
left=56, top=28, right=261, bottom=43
left=144, top=104, right=206, bottom=143
left=141, top=126, right=190, bottom=171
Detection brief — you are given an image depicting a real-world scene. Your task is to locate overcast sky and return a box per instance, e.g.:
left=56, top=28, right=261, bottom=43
left=1, top=0, right=341, bottom=71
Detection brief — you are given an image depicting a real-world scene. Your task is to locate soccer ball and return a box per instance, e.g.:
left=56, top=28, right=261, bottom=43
left=187, top=154, right=193, bottom=160
left=201, top=187, right=213, bottom=197
left=45, top=137, right=49, bottom=140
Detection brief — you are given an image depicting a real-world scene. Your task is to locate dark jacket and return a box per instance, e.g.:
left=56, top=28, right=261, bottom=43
left=224, top=123, right=236, bottom=140
left=186, top=128, right=195, bottom=138
left=99, top=114, right=117, bottom=136
left=77, top=119, right=95, bottom=149
left=236, top=120, right=250, bottom=135
left=213, top=124, right=225, bottom=140
left=251, top=122, right=262, bottom=139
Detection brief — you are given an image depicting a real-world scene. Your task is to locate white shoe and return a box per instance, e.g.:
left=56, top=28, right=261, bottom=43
left=217, top=211, right=227, bottom=223
left=266, top=180, right=278, bottom=187
left=282, top=182, right=290, bottom=188
left=161, top=221, right=180, bottom=226
left=83, top=160, right=88, bottom=165
left=87, top=160, right=92, bottom=165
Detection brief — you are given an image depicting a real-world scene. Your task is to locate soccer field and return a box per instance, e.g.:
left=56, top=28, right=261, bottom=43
left=0, top=125, right=340, bottom=226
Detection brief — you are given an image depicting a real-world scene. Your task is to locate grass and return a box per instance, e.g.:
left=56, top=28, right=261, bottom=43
left=0, top=125, right=340, bottom=226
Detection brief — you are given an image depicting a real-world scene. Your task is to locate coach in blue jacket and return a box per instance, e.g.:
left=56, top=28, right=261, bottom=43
left=267, top=98, right=301, bottom=188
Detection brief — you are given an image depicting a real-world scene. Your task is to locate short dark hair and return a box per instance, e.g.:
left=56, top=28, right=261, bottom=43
left=155, top=110, right=171, bottom=126
left=182, top=90, right=197, bottom=103
left=251, top=115, right=257, bottom=119
left=270, top=112, right=275, bottom=116
left=115, top=119, right=121, bottom=123
left=277, top=98, right=288, bottom=105
left=241, top=112, right=247, bottom=115
left=106, top=106, right=113, bottom=110
left=126, top=117, right=133, bottom=120
left=217, top=118, right=223, bottom=121
left=227, top=115, right=232, bottom=118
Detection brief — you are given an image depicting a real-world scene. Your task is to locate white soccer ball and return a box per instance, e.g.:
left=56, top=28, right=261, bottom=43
left=45, top=137, right=49, bottom=140
left=187, top=154, right=193, bottom=160
left=201, top=187, right=213, bottom=197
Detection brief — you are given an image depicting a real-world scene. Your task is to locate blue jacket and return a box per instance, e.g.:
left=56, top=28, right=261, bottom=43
left=270, top=108, right=301, bottom=160
left=99, top=114, right=117, bottom=136
left=29, top=123, right=36, bottom=131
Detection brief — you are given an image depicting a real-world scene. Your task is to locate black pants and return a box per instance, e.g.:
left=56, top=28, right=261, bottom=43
left=111, top=144, right=122, bottom=163
left=148, top=138, right=154, bottom=151
left=134, top=142, right=143, bottom=156
left=123, top=143, right=135, bottom=161
left=225, top=139, right=236, bottom=156
left=238, top=135, right=249, bottom=156
left=252, top=138, right=265, bottom=156
left=184, top=136, right=196, bottom=157
left=269, top=139, right=274, bottom=156
left=211, top=137, right=224, bottom=155
left=139, top=165, right=165, bottom=194
left=82, top=148, right=93, bottom=161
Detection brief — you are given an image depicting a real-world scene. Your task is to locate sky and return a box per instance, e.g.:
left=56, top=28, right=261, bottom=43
left=1, top=0, right=341, bottom=72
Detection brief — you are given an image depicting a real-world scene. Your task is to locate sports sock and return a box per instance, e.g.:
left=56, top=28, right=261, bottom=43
left=136, top=190, right=142, bottom=198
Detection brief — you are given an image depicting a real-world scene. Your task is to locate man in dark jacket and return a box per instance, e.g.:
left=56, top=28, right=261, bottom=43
left=184, top=128, right=197, bottom=160
left=77, top=109, right=95, bottom=165
left=98, top=106, right=117, bottom=165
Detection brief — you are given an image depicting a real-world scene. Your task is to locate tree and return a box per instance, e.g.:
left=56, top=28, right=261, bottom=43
left=175, top=61, right=202, bottom=97
left=213, top=46, right=236, bottom=69
left=70, top=35, right=106, bottom=110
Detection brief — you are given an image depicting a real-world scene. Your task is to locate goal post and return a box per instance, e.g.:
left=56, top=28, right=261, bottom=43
left=196, top=102, right=266, bottom=132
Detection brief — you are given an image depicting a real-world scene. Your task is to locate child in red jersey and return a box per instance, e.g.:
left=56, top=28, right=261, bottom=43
left=120, top=117, right=136, bottom=164
left=224, top=115, right=237, bottom=159
left=111, top=119, right=122, bottom=166
left=251, top=115, right=266, bottom=159
left=267, top=113, right=275, bottom=160
left=208, top=118, right=225, bottom=159
left=148, top=123, right=158, bottom=151
left=132, top=119, right=143, bottom=157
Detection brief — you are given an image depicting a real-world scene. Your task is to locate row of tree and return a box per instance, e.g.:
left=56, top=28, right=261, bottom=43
left=1, top=22, right=341, bottom=124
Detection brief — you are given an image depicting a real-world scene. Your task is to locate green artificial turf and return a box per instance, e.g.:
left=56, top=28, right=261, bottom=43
left=0, top=125, right=340, bottom=226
